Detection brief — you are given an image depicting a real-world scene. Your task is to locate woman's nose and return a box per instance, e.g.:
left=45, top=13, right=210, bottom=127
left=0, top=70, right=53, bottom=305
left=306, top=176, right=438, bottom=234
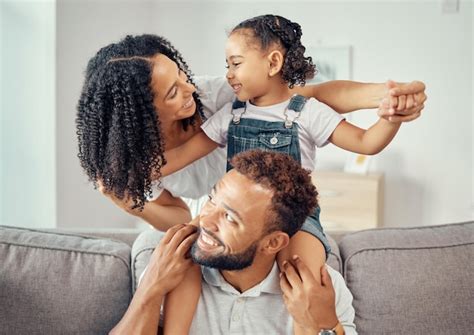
left=184, top=80, right=196, bottom=95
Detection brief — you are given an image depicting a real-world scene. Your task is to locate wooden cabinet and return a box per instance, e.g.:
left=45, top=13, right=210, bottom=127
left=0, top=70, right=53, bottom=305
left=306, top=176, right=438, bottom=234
left=311, top=171, right=384, bottom=231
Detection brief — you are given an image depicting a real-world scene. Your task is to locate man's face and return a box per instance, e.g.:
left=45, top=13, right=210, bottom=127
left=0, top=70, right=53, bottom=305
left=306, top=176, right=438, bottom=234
left=191, top=170, right=273, bottom=270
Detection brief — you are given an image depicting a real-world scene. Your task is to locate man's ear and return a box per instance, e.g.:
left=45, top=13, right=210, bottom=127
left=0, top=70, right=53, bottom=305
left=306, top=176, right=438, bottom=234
left=267, top=50, right=284, bottom=77
left=260, top=231, right=290, bottom=255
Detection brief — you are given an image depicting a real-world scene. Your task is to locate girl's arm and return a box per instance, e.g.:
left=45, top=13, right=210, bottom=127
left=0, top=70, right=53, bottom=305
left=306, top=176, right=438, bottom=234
left=329, top=119, right=401, bottom=155
left=161, top=131, right=219, bottom=177
left=292, top=80, right=426, bottom=116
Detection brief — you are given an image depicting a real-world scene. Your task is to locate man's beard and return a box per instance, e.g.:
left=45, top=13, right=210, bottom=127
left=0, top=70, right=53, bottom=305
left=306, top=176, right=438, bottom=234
left=191, top=230, right=259, bottom=271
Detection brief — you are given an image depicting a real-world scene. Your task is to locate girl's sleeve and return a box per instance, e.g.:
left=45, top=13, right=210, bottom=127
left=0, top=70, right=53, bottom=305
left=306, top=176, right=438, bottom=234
left=201, top=102, right=233, bottom=147
left=306, top=98, right=345, bottom=148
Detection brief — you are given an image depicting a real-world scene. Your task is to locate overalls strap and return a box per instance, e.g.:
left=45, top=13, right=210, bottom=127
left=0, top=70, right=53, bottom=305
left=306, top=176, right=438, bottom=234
left=231, top=99, right=247, bottom=124
left=284, top=94, right=308, bottom=128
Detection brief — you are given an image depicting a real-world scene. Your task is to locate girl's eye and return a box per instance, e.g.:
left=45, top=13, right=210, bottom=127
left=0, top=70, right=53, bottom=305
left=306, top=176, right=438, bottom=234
left=225, top=213, right=235, bottom=223
left=225, top=63, right=241, bottom=69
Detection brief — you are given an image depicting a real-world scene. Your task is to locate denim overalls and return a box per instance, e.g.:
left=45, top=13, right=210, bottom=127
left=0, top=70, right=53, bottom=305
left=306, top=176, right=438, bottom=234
left=226, top=95, right=331, bottom=256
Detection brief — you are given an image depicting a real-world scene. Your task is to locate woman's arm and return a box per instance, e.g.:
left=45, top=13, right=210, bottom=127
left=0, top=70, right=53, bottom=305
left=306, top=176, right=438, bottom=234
left=161, top=131, right=219, bottom=177
left=328, top=119, right=401, bottom=155
left=292, top=80, right=426, bottom=117
left=98, top=182, right=192, bottom=231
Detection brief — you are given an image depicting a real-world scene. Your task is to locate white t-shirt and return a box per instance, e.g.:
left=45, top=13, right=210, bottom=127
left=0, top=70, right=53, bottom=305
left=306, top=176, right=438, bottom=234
left=202, top=97, right=344, bottom=171
left=149, top=76, right=234, bottom=211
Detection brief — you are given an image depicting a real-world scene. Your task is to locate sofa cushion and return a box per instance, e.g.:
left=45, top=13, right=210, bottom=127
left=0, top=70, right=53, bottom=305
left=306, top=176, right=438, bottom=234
left=0, top=226, right=132, bottom=334
left=339, top=221, right=474, bottom=334
left=132, top=229, right=343, bottom=292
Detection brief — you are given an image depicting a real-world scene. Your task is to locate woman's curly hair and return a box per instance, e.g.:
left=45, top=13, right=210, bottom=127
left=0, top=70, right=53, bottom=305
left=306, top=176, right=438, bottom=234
left=232, top=14, right=316, bottom=88
left=76, top=34, right=203, bottom=210
left=230, top=150, right=318, bottom=237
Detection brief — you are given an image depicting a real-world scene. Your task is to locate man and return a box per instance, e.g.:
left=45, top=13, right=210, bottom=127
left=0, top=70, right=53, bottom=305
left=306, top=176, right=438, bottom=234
left=111, top=150, right=356, bottom=335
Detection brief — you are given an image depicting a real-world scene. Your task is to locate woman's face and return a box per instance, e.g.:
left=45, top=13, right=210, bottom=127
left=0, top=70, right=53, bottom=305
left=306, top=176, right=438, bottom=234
left=150, top=54, right=197, bottom=124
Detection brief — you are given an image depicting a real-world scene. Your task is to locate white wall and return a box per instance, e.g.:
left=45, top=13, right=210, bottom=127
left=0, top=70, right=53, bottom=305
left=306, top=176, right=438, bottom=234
left=1, top=1, right=56, bottom=228
left=5, top=0, right=470, bottom=229
left=146, top=1, right=473, bottom=227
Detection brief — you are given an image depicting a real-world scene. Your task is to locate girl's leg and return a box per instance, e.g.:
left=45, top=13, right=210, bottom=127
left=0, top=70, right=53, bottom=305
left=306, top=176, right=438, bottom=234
left=163, top=264, right=201, bottom=335
left=277, top=206, right=330, bottom=284
left=277, top=230, right=325, bottom=284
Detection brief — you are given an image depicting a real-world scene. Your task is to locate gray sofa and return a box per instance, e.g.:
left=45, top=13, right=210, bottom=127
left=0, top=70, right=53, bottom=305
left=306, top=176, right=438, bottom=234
left=1, top=221, right=473, bottom=334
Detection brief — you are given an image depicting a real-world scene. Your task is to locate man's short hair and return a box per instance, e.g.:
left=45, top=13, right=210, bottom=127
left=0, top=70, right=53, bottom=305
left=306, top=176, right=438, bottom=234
left=230, top=150, right=318, bottom=237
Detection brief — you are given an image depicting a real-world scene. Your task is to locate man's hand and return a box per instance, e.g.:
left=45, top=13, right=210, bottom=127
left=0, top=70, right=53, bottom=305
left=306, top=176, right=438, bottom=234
left=280, top=256, right=338, bottom=333
left=140, top=223, right=198, bottom=297
left=378, top=80, right=427, bottom=123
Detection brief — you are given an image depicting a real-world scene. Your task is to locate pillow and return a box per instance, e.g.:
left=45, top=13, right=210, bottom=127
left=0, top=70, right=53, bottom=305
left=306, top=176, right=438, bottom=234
left=0, top=226, right=132, bottom=334
left=340, top=221, right=474, bottom=334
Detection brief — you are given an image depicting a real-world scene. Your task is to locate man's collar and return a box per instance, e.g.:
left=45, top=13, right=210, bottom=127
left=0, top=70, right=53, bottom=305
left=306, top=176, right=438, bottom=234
left=201, top=262, right=281, bottom=296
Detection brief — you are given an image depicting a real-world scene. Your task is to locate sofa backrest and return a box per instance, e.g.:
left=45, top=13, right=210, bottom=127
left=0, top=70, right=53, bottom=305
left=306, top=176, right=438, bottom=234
left=0, top=226, right=132, bottom=335
left=339, top=221, right=474, bottom=334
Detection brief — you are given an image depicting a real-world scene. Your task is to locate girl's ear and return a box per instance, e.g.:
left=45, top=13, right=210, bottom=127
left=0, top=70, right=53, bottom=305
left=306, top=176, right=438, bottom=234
left=267, top=50, right=284, bottom=77
left=259, top=231, right=290, bottom=255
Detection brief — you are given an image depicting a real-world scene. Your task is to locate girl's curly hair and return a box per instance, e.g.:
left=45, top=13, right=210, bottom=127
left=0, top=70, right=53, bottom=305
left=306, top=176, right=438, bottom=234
left=232, top=14, right=316, bottom=88
left=76, top=34, right=203, bottom=210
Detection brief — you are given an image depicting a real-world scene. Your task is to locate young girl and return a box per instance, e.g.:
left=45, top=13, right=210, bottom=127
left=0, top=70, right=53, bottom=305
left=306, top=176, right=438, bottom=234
left=162, top=15, right=403, bottom=334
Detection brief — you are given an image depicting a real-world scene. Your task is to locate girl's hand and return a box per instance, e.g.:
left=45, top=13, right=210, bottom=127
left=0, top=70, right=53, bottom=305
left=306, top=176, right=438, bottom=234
left=378, top=80, right=427, bottom=123
left=140, top=224, right=198, bottom=297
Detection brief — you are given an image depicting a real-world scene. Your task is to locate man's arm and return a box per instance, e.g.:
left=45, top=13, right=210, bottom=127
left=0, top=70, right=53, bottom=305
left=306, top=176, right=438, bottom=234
left=109, top=224, right=198, bottom=334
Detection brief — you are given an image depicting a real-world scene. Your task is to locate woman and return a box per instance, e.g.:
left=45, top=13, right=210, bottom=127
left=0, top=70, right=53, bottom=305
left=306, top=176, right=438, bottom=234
left=76, top=34, right=426, bottom=230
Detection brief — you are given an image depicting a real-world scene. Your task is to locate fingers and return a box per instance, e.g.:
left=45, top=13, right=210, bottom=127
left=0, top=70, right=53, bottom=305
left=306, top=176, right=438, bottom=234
left=167, top=224, right=198, bottom=251
left=390, top=80, right=425, bottom=96
left=320, top=265, right=334, bottom=290
left=176, top=230, right=198, bottom=258
left=396, top=95, right=406, bottom=112
left=388, top=111, right=421, bottom=123
left=405, top=94, right=415, bottom=109
left=279, top=271, right=293, bottom=295
left=161, top=223, right=186, bottom=244
left=282, top=261, right=302, bottom=288
left=292, top=255, right=316, bottom=284
left=187, top=216, right=200, bottom=227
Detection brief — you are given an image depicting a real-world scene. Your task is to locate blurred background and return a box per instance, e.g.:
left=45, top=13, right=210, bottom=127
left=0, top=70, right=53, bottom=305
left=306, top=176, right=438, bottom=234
left=1, top=0, right=472, bottom=230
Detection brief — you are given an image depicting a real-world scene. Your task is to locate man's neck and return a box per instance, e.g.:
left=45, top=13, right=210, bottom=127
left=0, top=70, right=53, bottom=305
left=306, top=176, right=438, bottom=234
left=220, top=254, right=276, bottom=293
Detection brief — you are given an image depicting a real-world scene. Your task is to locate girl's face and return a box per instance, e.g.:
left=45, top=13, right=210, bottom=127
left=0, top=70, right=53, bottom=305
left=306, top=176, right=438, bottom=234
left=150, top=54, right=197, bottom=124
left=225, top=31, right=271, bottom=105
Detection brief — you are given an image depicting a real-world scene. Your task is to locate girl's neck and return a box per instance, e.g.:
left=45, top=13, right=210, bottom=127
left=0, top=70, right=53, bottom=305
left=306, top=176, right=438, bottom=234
left=250, top=81, right=292, bottom=107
